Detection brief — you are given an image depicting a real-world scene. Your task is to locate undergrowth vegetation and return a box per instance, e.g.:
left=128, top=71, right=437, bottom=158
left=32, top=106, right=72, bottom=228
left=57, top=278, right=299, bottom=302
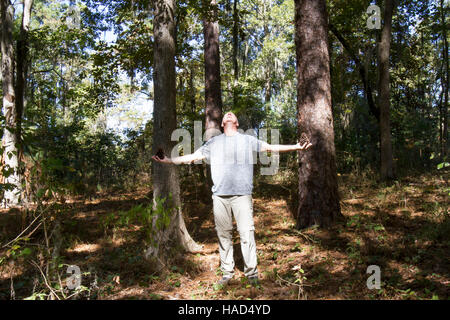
left=0, top=169, right=448, bottom=300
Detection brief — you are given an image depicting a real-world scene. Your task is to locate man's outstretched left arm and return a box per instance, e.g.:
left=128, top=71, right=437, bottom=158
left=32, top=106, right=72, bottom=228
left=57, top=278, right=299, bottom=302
left=261, top=141, right=312, bottom=153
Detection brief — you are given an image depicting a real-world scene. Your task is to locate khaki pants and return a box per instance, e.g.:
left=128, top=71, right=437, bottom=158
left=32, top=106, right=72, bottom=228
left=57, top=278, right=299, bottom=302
left=212, top=194, right=258, bottom=278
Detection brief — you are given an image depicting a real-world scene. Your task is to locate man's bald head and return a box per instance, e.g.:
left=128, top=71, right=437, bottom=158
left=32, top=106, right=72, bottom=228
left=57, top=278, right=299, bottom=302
left=221, top=111, right=239, bottom=128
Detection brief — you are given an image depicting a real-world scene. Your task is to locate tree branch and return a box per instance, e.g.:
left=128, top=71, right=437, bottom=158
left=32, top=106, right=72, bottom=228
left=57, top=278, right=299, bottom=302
left=329, top=23, right=380, bottom=122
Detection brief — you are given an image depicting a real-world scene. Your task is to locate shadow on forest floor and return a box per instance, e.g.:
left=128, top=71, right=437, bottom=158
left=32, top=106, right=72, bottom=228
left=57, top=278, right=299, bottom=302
left=0, top=172, right=448, bottom=300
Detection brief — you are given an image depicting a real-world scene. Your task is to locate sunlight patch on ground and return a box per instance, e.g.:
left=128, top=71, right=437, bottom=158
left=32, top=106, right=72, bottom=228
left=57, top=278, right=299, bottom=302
left=67, top=243, right=101, bottom=254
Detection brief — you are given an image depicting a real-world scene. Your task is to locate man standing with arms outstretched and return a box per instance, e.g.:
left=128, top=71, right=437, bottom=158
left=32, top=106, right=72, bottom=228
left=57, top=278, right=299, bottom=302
left=152, top=111, right=311, bottom=286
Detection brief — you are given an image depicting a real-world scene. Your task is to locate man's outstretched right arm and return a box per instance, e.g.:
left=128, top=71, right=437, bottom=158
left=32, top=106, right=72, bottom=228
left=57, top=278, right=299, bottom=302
left=151, top=151, right=206, bottom=165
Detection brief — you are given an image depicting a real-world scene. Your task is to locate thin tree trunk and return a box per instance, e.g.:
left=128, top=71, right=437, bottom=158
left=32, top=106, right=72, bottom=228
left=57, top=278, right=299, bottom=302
left=147, top=0, right=202, bottom=265
left=264, top=69, right=272, bottom=104
left=232, top=0, right=240, bottom=109
left=1, top=0, right=21, bottom=207
left=294, top=0, right=342, bottom=229
left=232, top=0, right=239, bottom=81
left=263, top=0, right=271, bottom=104
left=189, top=68, right=196, bottom=114
left=439, top=89, right=444, bottom=155
left=440, top=0, right=448, bottom=158
left=378, top=0, right=395, bottom=181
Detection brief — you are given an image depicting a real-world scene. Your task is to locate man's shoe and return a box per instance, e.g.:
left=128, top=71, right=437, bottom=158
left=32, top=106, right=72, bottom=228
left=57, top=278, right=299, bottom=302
left=217, top=275, right=233, bottom=286
left=248, top=275, right=259, bottom=287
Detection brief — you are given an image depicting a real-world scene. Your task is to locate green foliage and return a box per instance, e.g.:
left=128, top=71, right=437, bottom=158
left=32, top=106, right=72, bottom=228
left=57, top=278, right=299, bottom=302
left=102, top=195, right=175, bottom=245
left=437, top=162, right=449, bottom=170
left=328, top=0, right=448, bottom=173
left=14, top=0, right=147, bottom=201
left=23, top=292, right=48, bottom=300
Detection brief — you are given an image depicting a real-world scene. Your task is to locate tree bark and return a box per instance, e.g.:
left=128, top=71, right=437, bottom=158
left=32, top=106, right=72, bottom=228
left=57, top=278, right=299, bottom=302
left=232, top=0, right=239, bottom=81
left=14, top=0, right=33, bottom=204
left=440, top=0, right=448, bottom=158
left=15, top=0, right=33, bottom=144
left=203, top=0, right=223, bottom=140
left=232, top=0, right=240, bottom=109
left=263, top=0, right=271, bottom=104
left=377, top=0, right=395, bottom=181
left=189, top=68, right=196, bottom=114
left=202, top=0, right=223, bottom=195
left=1, top=0, right=21, bottom=207
left=294, top=0, right=342, bottom=229
left=147, top=0, right=202, bottom=264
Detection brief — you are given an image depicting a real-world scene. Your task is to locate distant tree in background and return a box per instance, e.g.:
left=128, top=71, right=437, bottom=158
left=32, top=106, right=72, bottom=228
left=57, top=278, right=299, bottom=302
left=438, top=0, right=448, bottom=158
left=377, top=0, right=395, bottom=181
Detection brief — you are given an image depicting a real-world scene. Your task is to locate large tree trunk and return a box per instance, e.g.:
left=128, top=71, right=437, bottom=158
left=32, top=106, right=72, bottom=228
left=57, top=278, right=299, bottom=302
left=147, top=0, right=202, bottom=265
left=377, top=0, right=395, bottom=181
left=203, top=0, right=223, bottom=140
left=294, top=0, right=342, bottom=229
left=203, top=0, right=223, bottom=195
left=1, top=0, right=21, bottom=207
left=14, top=0, right=33, bottom=204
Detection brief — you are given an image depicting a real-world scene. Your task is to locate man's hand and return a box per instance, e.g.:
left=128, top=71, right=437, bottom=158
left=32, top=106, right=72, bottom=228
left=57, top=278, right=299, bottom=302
left=151, top=151, right=206, bottom=165
left=261, top=141, right=313, bottom=153
left=295, top=141, right=313, bottom=150
left=151, top=154, right=172, bottom=164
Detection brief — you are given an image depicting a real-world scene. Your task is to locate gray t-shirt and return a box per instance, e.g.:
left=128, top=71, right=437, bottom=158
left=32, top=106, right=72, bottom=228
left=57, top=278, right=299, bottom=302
left=195, top=132, right=264, bottom=195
